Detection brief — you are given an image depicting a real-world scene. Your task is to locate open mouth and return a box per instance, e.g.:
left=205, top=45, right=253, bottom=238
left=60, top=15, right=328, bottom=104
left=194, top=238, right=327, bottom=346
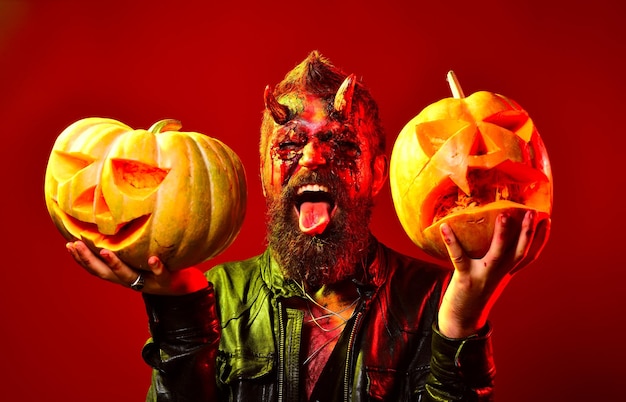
left=294, top=184, right=337, bottom=235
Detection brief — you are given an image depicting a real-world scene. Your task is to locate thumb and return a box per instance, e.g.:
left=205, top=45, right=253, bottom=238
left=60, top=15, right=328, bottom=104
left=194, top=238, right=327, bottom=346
left=147, top=256, right=166, bottom=277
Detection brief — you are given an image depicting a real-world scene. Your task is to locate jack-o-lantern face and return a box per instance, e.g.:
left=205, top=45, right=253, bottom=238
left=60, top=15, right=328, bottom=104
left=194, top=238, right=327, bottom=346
left=390, top=72, right=552, bottom=260
left=44, top=118, right=247, bottom=270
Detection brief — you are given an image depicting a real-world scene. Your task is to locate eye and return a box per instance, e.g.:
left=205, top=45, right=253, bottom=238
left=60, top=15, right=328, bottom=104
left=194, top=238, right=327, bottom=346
left=275, top=140, right=304, bottom=160
left=318, top=131, right=333, bottom=142
left=273, top=126, right=307, bottom=160
left=336, top=140, right=361, bottom=158
left=279, top=141, right=302, bottom=150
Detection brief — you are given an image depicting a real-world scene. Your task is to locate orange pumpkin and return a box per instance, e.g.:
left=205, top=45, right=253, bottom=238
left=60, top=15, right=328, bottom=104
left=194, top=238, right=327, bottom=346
left=390, top=72, right=552, bottom=260
left=44, top=118, right=247, bottom=270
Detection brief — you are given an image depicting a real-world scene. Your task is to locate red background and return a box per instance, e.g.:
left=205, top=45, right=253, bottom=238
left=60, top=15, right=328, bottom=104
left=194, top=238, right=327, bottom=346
left=1, top=1, right=624, bottom=400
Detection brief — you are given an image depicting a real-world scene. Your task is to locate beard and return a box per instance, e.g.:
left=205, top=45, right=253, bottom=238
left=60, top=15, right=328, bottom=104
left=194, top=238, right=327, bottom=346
left=265, top=170, right=374, bottom=290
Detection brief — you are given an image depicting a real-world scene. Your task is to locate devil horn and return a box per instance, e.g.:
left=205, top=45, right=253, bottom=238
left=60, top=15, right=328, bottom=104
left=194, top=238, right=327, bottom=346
left=333, top=73, right=357, bottom=120
left=264, top=85, right=290, bottom=124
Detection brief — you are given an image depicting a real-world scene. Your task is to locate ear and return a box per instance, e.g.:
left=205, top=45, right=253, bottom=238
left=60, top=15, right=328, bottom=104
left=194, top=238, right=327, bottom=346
left=371, top=153, right=388, bottom=197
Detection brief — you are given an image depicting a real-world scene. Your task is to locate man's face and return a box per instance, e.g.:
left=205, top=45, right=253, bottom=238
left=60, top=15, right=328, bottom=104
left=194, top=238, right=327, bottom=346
left=262, top=93, right=387, bottom=288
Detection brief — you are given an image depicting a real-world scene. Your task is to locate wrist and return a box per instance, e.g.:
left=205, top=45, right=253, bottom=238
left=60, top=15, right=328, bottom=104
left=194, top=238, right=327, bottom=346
left=437, top=304, right=488, bottom=339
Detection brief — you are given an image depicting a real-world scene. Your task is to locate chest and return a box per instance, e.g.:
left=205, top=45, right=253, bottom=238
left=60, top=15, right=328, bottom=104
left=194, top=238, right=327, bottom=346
left=297, top=297, right=358, bottom=399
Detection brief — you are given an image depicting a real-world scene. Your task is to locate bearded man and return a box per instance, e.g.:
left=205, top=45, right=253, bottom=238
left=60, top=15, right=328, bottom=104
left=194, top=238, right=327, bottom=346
left=67, top=51, right=549, bottom=401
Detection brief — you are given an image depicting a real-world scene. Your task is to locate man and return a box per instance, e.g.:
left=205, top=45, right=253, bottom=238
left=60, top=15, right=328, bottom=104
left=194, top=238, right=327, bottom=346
left=67, top=51, right=549, bottom=401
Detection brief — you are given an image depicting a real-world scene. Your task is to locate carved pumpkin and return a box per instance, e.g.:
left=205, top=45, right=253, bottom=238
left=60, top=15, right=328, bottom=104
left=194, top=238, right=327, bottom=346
left=390, top=72, right=552, bottom=260
left=44, top=118, right=247, bottom=270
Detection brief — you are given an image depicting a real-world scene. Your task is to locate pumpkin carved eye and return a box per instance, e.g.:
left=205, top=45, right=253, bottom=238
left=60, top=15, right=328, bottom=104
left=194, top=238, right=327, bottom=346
left=111, top=159, right=169, bottom=196
left=390, top=72, right=552, bottom=260
left=47, top=151, right=99, bottom=215
left=483, top=110, right=530, bottom=134
left=48, top=151, right=95, bottom=182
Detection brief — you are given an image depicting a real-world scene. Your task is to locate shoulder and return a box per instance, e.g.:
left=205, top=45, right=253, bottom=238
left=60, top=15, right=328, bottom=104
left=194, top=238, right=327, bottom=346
left=206, top=252, right=265, bottom=282
left=374, top=242, right=452, bottom=319
left=204, top=251, right=269, bottom=302
left=377, top=241, right=451, bottom=286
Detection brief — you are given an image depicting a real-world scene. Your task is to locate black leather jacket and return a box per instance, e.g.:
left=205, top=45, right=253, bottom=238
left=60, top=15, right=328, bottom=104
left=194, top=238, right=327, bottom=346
left=142, top=239, right=495, bottom=401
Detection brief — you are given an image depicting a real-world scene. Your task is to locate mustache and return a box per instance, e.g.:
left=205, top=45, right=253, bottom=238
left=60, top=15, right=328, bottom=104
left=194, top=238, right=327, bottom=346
left=282, top=169, right=345, bottom=203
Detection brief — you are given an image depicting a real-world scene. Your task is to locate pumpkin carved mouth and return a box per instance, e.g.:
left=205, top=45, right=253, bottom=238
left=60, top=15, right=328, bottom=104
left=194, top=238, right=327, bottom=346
left=425, top=165, right=549, bottom=229
left=48, top=201, right=152, bottom=250
left=414, top=162, right=551, bottom=259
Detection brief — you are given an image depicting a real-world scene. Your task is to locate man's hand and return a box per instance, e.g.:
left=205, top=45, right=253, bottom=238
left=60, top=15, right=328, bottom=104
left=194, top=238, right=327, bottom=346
left=437, top=210, right=551, bottom=338
left=66, top=241, right=208, bottom=295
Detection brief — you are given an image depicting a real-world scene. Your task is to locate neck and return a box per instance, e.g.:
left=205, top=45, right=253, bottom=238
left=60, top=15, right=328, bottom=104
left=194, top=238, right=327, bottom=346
left=307, top=280, right=359, bottom=304
left=296, top=279, right=360, bottom=329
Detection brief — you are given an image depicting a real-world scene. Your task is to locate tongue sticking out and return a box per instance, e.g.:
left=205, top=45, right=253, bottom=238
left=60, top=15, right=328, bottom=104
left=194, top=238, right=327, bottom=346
left=299, top=201, right=331, bottom=235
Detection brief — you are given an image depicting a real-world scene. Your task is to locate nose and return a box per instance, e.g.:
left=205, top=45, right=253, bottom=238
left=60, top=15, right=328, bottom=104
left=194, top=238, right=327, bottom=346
left=299, top=140, right=327, bottom=169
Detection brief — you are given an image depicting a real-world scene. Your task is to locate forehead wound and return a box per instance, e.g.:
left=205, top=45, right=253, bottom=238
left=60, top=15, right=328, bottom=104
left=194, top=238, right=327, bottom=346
left=278, top=93, right=328, bottom=120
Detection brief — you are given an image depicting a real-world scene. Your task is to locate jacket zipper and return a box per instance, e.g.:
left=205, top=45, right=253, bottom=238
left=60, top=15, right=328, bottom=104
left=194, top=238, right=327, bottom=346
left=277, top=302, right=285, bottom=402
left=343, top=280, right=376, bottom=401
left=343, top=310, right=363, bottom=401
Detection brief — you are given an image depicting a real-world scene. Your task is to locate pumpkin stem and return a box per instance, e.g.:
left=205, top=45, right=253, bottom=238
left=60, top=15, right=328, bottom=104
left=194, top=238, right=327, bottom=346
left=446, top=70, right=465, bottom=99
left=149, top=119, right=183, bottom=133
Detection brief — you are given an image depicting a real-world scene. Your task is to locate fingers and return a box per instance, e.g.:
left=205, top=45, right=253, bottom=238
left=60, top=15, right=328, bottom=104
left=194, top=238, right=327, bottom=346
left=144, top=255, right=172, bottom=292
left=66, top=241, right=113, bottom=279
left=506, top=210, right=538, bottom=273
left=147, top=255, right=165, bottom=276
left=65, top=242, right=207, bottom=295
left=100, top=248, right=141, bottom=287
left=440, top=223, right=467, bottom=270
left=489, top=210, right=550, bottom=276
left=487, top=213, right=520, bottom=262
left=511, top=216, right=551, bottom=274
left=66, top=241, right=140, bottom=288
left=513, top=211, right=536, bottom=258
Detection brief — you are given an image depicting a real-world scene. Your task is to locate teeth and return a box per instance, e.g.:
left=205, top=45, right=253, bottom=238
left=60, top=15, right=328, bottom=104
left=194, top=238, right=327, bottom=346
left=297, top=184, right=329, bottom=194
